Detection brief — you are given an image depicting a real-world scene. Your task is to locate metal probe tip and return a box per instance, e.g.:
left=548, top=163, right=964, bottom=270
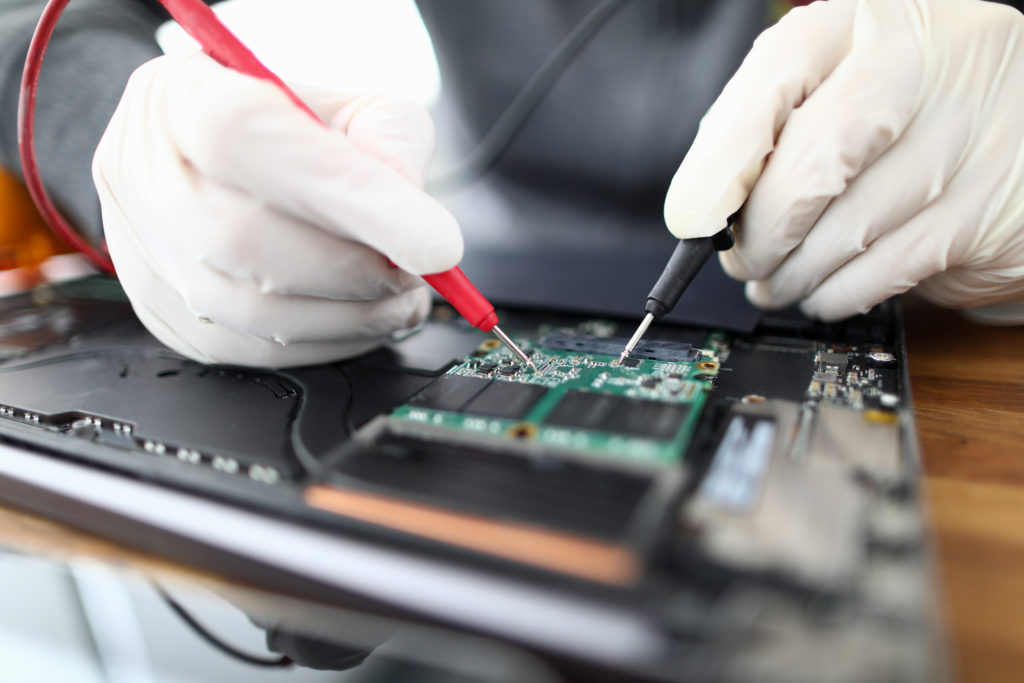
left=491, top=325, right=537, bottom=371
left=618, top=312, right=655, bottom=365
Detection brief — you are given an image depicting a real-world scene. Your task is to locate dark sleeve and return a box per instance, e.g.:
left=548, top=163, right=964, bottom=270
left=0, top=0, right=173, bottom=241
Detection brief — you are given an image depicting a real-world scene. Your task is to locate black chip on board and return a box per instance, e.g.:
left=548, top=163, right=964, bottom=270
left=543, top=390, right=624, bottom=431
left=621, top=358, right=641, bottom=368
left=606, top=398, right=691, bottom=441
left=819, top=351, right=849, bottom=370
left=498, top=366, right=519, bottom=376
left=537, top=332, right=700, bottom=361
left=462, top=380, right=547, bottom=420
left=476, top=363, right=497, bottom=374
left=407, top=374, right=491, bottom=413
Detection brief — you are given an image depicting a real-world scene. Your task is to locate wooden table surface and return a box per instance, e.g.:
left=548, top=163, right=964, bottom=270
left=0, top=295, right=1020, bottom=681
left=904, top=296, right=1024, bottom=682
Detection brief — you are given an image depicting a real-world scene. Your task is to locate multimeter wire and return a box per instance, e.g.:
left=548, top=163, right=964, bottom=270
left=426, top=0, right=635, bottom=191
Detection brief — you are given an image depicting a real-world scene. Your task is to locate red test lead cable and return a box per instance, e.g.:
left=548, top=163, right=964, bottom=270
left=19, top=0, right=535, bottom=368
left=19, top=0, right=114, bottom=273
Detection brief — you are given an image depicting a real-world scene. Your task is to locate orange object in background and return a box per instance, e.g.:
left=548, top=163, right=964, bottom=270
left=0, top=167, right=70, bottom=272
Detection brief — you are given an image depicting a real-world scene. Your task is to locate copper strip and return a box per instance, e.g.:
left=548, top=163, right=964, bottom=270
left=304, top=486, right=639, bottom=586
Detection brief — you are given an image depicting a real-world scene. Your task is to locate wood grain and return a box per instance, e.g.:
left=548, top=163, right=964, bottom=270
left=905, top=295, right=1024, bottom=682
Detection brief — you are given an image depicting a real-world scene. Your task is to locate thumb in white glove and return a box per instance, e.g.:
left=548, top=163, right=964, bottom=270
left=93, top=51, right=463, bottom=367
left=664, top=0, right=1024, bottom=323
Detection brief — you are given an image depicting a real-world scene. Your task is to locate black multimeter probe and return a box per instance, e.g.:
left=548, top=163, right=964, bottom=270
left=617, top=225, right=736, bottom=364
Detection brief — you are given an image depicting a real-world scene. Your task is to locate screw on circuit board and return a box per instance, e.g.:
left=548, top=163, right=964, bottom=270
left=867, top=351, right=896, bottom=366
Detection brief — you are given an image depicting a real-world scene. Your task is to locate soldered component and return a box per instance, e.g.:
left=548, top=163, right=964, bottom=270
left=477, top=339, right=502, bottom=353
left=506, top=422, right=540, bottom=439
left=864, top=410, right=899, bottom=424
left=817, top=351, right=849, bottom=370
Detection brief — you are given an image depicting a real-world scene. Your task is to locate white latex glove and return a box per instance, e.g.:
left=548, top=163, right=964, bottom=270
left=664, top=0, right=1024, bottom=324
left=93, top=52, right=462, bottom=367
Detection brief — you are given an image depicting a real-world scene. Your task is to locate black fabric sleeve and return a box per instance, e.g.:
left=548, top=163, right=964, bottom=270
left=0, top=0, right=174, bottom=240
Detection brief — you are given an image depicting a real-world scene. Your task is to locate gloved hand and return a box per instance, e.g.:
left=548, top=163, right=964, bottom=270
left=664, top=0, right=1024, bottom=324
left=93, top=52, right=462, bottom=367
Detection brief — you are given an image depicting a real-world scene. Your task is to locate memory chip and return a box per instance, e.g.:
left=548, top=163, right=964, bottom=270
left=544, top=391, right=690, bottom=441
left=407, top=375, right=490, bottom=413
left=537, top=332, right=700, bottom=362
left=543, top=390, right=624, bottom=432
left=606, top=398, right=691, bottom=441
left=462, top=380, right=547, bottom=420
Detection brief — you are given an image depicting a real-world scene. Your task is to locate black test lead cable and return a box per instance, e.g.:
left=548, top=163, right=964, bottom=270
left=427, top=0, right=635, bottom=191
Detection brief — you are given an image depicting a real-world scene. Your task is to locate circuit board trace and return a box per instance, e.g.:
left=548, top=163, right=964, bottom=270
left=391, top=326, right=718, bottom=466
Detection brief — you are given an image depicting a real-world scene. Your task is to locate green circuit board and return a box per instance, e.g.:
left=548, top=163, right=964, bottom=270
left=390, top=324, right=722, bottom=466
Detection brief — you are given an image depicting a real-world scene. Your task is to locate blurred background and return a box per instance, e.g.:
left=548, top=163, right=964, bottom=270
left=0, top=549, right=561, bottom=682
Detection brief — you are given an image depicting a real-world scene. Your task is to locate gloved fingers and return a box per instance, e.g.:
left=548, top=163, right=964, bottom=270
left=191, top=176, right=421, bottom=301
left=286, top=81, right=360, bottom=123
left=134, top=293, right=388, bottom=368
left=663, top=0, right=854, bottom=240
left=181, top=265, right=431, bottom=345
left=914, top=226, right=1024, bottom=308
left=742, top=102, right=970, bottom=310
left=287, top=85, right=436, bottom=188
left=159, top=52, right=463, bottom=275
left=918, top=265, right=1024, bottom=311
left=797, top=190, right=982, bottom=321
left=96, top=70, right=423, bottom=302
left=721, top=22, right=924, bottom=282
left=329, top=94, right=436, bottom=188
left=105, top=204, right=389, bottom=367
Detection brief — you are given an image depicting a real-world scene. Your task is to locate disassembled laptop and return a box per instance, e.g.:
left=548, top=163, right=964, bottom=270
left=0, top=277, right=942, bottom=682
